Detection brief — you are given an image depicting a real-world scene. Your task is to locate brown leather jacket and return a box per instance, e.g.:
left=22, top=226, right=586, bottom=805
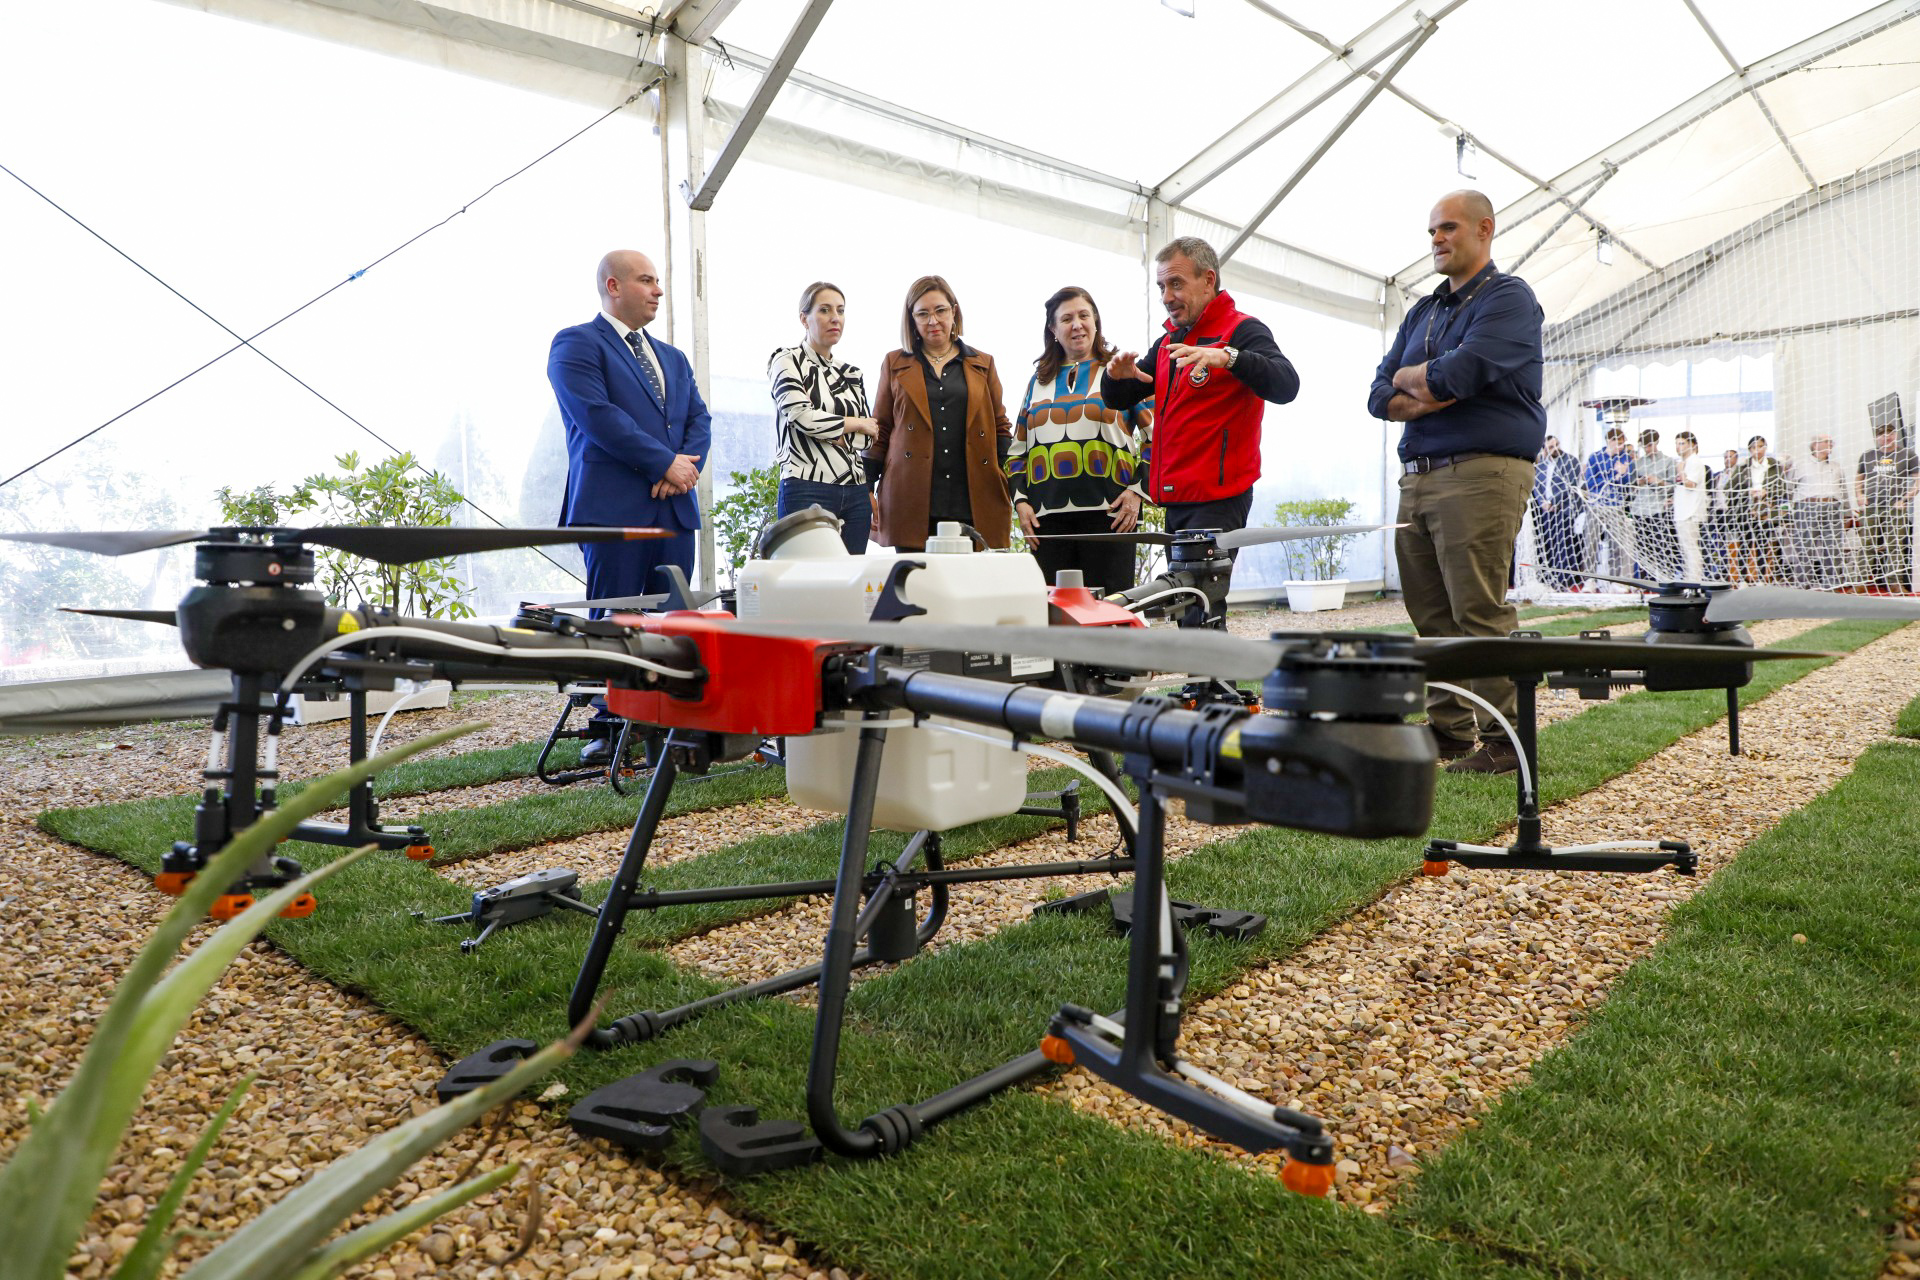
left=866, top=345, right=1014, bottom=549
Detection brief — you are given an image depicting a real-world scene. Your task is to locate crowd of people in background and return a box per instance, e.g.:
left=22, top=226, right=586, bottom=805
left=1531, top=420, right=1920, bottom=590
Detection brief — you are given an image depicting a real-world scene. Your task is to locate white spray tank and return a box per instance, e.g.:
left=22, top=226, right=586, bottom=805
left=737, top=511, right=1049, bottom=832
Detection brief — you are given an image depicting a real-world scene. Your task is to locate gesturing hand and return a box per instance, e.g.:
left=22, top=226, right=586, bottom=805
left=1108, top=350, right=1151, bottom=383
left=1108, top=490, right=1141, bottom=533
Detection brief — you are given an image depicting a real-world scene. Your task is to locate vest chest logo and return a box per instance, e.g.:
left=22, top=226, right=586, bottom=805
left=1188, top=365, right=1211, bottom=387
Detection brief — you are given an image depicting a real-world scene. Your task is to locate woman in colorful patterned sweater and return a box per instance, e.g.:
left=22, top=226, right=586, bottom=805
left=1010, top=285, right=1151, bottom=595
left=768, top=281, right=879, bottom=554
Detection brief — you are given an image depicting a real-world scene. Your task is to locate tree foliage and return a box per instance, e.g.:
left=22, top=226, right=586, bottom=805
left=1271, top=497, right=1359, bottom=580
left=709, top=464, right=781, bottom=580
left=215, top=452, right=475, bottom=619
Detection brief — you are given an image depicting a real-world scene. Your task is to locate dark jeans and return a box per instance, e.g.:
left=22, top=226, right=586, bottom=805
left=777, top=477, right=873, bottom=555
left=1029, top=507, right=1136, bottom=596
left=1165, top=488, right=1255, bottom=553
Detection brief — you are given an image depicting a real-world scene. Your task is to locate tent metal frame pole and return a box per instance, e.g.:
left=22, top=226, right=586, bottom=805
left=661, top=0, right=743, bottom=44
left=1159, top=0, right=1468, bottom=208
left=684, top=0, right=834, bottom=211
left=1236, top=3, right=1654, bottom=271
left=1505, top=169, right=1617, bottom=275
left=660, top=36, right=717, bottom=594
left=1681, top=0, right=1819, bottom=191
left=1219, top=16, right=1437, bottom=266
left=1387, top=0, right=1920, bottom=290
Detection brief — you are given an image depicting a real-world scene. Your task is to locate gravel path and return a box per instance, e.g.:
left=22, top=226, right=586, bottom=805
left=9, top=604, right=1909, bottom=1278
left=1052, top=621, right=1920, bottom=1213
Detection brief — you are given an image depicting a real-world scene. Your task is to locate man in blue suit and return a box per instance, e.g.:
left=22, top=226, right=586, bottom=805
left=548, top=249, right=710, bottom=757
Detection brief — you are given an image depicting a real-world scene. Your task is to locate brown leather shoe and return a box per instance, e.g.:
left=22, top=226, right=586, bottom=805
left=1431, top=727, right=1477, bottom=761
left=1445, top=738, right=1521, bottom=775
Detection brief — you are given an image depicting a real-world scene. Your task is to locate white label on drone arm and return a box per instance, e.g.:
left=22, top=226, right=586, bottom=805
left=1010, top=654, right=1054, bottom=677
left=1038, top=693, right=1084, bottom=740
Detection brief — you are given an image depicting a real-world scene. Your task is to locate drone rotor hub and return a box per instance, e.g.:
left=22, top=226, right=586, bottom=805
left=195, top=540, right=318, bottom=588
left=1262, top=641, right=1424, bottom=719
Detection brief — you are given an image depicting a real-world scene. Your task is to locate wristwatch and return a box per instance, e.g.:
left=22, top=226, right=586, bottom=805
left=1222, top=345, right=1240, bottom=369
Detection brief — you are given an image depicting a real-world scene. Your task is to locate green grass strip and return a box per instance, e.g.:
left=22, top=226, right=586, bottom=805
left=40, top=620, right=1905, bottom=1279
left=1398, top=737, right=1920, bottom=1279
left=39, top=752, right=788, bottom=868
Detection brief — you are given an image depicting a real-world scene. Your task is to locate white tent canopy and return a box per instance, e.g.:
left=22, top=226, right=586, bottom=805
left=3, top=0, right=1917, bottom=678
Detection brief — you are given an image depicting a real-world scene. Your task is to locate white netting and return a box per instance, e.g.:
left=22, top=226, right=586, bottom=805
left=1509, top=18, right=1920, bottom=598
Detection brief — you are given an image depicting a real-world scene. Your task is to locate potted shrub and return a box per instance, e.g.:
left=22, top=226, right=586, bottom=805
left=1272, top=497, right=1358, bottom=612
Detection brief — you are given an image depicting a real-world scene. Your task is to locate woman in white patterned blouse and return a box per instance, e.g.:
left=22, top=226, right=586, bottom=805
left=768, top=281, right=880, bottom=553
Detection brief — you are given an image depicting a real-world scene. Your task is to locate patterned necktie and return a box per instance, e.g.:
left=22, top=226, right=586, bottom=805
left=625, top=329, right=666, bottom=404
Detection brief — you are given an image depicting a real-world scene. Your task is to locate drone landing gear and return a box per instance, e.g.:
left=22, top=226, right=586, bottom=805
left=1038, top=785, right=1333, bottom=1190
left=566, top=731, right=1134, bottom=1048
left=418, top=867, right=599, bottom=952
left=290, top=680, right=433, bottom=856
left=536, top=687, right=650, bottom=791
left=1422, top=673, right=1697, bottom=877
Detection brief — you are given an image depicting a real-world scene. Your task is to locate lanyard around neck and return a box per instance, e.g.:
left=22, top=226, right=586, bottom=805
left=1424, top=270, right=1497, bottom=360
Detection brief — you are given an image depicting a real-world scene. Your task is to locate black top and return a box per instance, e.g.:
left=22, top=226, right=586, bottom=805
left=1858, top=444, right=1920, bottom=508
left=920, top=345, right=973, bottom=525
left=1367, top=262, right=1546, bottom=462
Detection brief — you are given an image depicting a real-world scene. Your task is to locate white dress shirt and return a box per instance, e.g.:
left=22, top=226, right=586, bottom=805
left=602, top=310, right=668, bottom=397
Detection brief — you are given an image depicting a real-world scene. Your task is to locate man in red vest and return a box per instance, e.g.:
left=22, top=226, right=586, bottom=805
left=1104, top=237, right=1299, bottom=539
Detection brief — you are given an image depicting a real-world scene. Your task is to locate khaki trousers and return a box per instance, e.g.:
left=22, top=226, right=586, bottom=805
left=1395, top=454, right=1534, bottom=741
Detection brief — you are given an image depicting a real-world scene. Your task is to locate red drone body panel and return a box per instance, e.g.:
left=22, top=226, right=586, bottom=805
left=605, top=610, right=846, bottom=737
left=1046, top=585, right=1147, bottom=629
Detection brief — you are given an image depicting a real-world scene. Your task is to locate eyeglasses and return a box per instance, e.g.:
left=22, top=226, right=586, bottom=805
left=912, top=305, right=954, bottom=322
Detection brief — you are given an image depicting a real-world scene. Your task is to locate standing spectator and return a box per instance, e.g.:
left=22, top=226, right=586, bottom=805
left=1728, top=435, right=1788, bottom=582
left=1790, top=434, right=1848, bottom=587
left=1103, top=236, right=1299, bottom=544
left=1629, top=427, right=1679, bottom=578
left=1531, top=434, right=1581, bottom=588
left=1672, top=430, right=1708, bottom=583
left=1856, top=420, right=1920, bottom=590
left=1010, top=286, right=1149, bottom=594
left=1367, top=189, right=1544, bottom=774
left=869, top=275, right=1014, bottom=550
left=769, top=282, right=879, bottom=555
left=1705, top=447, right=1741, bottom=580
left=548, top=248, right=711, bottom=764
left=1582, top=427, right=1634, bottom=581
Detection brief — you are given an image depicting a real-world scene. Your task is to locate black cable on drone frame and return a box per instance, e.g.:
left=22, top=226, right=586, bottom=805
left=0, top=68, right=665, bottom=565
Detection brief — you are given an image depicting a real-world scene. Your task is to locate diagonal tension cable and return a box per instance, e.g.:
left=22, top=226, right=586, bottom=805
left=0, top=73, right=663, bottom=586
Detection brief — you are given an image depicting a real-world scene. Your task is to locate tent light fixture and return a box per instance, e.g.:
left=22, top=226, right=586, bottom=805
left=1161, top=0, right=1196, bottom=15
left=1455, top=134, right=1477, bottom=179
left=1596, top=233, right=1616, bottom=266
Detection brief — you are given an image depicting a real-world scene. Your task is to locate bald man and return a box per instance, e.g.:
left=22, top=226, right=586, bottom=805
left=1367, top=190, right=1545, bottom=776
left=548, top=250, right=711, bottom=759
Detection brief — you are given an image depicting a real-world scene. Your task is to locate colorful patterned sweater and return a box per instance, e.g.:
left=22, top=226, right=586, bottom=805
left=1008, top=358, right=1151, bottom=519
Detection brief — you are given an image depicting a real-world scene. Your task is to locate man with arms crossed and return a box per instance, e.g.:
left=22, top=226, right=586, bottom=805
left=548, top=249, right=711, bottom=764
left=1369, top=190, right=1545, bottom=775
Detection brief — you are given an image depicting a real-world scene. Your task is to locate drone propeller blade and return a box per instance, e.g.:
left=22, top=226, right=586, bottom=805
left=61, top=606, right=178, bottom=626
left=0, top=668, right=233, bottom=734
left=1033, top=522, right=1396, bottom=550
left=296, top=525, right=671, bottom=565
left=0, top=529, right=208, bottom=556
left=734, top=617, right=1835, bottom=685
left=1397, top=634, right=1831, bottom=681
left=1215, top=523, right=1398, bottom=551
left=1576, top=569, right=1737, bottom=593
left=549, top=593, right=669, bottom=611
left=1705, top=586, right=1920, bottom=623
left=735, top=618, right=1275, bottom=678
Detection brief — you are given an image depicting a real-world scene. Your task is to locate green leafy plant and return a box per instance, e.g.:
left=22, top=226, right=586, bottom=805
left=1134, top=499, right=1168, bottom=582
left=214, top=453, right=475, bottom=619
left=0, top=722, right=570, bottom=1280
left=1271, top=497, right=1359, bottom=580
left=710, top=464, right=780, bottom=579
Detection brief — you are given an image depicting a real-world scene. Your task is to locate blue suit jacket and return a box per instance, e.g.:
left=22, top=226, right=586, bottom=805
left=548, top=314, right=711, bottom=529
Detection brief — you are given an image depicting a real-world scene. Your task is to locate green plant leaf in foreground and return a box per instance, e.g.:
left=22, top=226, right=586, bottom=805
left=185, top=1036, right=571, bottom=1280
left=0, top=722, right=483, bottom=1280
left=278, top=1164, right=520, bottom=1280
left=111, top=1074, right=255, bottom=1280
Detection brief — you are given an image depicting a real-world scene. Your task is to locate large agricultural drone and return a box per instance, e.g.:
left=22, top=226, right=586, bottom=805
left=2, top=515, right=1848, bottom=1188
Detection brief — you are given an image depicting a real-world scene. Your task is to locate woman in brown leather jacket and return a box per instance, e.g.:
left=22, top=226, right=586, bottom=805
left=866, top=274, right=1013, bottom=550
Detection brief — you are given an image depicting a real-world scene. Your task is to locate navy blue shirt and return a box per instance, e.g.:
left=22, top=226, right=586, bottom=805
left=1368, top=263, right=1545, bottom=462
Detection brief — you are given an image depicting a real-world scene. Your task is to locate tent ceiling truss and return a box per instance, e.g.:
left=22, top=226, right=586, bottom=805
left=1390, top=0, right=1920, bottom=291
left=195, top=0, right=1920, bottom=333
